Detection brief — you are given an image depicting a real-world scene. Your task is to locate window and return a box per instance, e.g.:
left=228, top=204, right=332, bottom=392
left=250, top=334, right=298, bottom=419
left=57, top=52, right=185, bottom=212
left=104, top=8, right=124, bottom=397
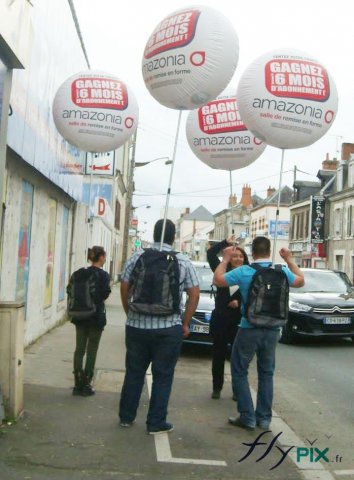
left=337, top=165, right=343, bottom=192
left=334, top=208, right=343, bottom=237
left=293, top=215, right=298, bottom=240
left=16, top=181, right=34, bottom=304
left=44, top=199, right=57, bottom=308
left=304, top=210, right=309, bottom=238
left=336, top=255, right=343, bottom=271
left=347, top=205, right=353, bottom=237
left=298, top=212, right=304, bottom=239
left=58, top=207, right=69, bottom=302
left=115, top=200, right=121, bottom=230
left=349, top=156, right=354, bottom=188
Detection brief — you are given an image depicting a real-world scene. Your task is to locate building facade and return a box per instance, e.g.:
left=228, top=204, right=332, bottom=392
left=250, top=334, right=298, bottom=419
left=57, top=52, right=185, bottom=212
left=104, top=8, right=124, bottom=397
left=289, top=156, right=337, bottom=268
left=248, top=186, right=293, bottom=263
left=327, top=144, right=354, bottom=281
left=175, top=205, right=214, bottom=261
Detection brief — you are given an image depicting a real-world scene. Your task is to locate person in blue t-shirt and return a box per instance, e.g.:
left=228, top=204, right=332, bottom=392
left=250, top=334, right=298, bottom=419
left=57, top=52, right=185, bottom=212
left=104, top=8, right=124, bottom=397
left=213, top=236, right=304, bottom=431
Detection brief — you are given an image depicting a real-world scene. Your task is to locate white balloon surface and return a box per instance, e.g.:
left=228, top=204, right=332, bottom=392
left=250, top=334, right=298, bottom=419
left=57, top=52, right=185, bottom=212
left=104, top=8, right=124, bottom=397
left=53, top=70, right=139, bottom=153
left=186, top=91, right=266, bottom=170
left=237, top=49, right=338, bottom=149
left=142, top=6, right=239, bottom=110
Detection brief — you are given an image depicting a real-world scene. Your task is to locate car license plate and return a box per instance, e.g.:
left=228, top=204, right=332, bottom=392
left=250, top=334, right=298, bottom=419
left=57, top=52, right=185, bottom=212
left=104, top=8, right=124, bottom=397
left=190, top=324, right=210, bottom=334
left=323, top=317, right=351, bottom=325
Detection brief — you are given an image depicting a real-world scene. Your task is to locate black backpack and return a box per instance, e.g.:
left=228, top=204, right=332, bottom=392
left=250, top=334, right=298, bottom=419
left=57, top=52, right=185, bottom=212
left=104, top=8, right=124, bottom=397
left=128, top=249, right=180, bottom=316
left=67, top=268, right=99, bottom=319
left=246, top=264, right=289, bottom=327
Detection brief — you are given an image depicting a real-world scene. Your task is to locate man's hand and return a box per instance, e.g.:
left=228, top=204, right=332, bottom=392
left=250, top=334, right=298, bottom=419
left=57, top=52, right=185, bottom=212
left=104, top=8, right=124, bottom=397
left=279, top=248, right=292, bottom=263
left=279, top=247, right=305, bottom=288
left=226, top=235, right=236, bottom=246
left=222, top=246, right=237, bottom=263
left=228, top=300, right=239, bottom=309
left=182, top=324, right=190, bottom=338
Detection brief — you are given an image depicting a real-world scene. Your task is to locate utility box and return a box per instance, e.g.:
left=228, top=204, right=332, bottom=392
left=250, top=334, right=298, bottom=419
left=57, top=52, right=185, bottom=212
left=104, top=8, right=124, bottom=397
left=0, top=302, right=24, bottom=420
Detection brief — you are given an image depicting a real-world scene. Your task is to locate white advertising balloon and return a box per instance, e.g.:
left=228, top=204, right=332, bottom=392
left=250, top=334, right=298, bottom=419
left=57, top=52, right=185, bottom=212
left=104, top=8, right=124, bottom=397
left=53, top=70, right=139, bottom=153
left=142, top=6, right=239, bottom=110
left=237, top=49, right=338, bottom=149
left=186, top=91, right=266, bottom=170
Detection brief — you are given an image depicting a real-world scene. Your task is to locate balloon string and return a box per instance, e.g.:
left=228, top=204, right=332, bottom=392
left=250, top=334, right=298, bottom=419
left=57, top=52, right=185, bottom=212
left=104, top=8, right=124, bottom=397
left=229, top=170, right=236, bottom=245
left=160, top=110, right=183, bottom=251
left=272, top=148, right=285, bottom=264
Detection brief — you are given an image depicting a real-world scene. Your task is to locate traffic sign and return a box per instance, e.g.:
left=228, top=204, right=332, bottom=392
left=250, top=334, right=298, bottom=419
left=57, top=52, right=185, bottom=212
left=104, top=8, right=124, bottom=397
left=131, top=218, right=138, bottom=227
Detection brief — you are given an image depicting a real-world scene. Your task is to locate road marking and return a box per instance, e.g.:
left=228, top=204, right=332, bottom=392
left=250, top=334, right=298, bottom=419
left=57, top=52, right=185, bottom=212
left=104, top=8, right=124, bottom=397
left=146, top=373, right=227, bottom=467
left=250, top=390, right=336, bottom=480
left=146, top=372, right=336, bottom=476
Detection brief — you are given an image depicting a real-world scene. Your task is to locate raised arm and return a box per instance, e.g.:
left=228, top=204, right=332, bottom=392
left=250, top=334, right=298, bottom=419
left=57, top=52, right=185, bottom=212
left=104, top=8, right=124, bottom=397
left=213, top=246, right=237, bottom=287
left=279, top=248, right=305, bottom=288
left=207, top=237, right=234, bottom=272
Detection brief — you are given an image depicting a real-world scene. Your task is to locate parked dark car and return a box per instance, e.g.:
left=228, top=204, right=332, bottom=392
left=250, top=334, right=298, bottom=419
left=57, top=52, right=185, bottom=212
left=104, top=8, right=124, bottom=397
left=183, top=262, right=214, bottom=346
left=280, top=268, right=354, bottom=344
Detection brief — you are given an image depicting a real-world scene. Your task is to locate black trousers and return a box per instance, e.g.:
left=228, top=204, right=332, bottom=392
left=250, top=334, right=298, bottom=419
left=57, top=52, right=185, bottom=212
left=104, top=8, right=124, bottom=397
left=212, top=324, right=237, bottom=392
left=73, top=324, right=103, bottom=378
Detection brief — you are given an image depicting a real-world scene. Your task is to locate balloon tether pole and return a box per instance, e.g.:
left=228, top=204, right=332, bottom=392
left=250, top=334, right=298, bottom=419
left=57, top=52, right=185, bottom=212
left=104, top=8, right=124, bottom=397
left=160, top=110, right=183, bottom=251
left=272, top=148, right=285, bottom=264
left=86, top=152, right=94, bottom=259
left=229, top=170, right=236, bottom=245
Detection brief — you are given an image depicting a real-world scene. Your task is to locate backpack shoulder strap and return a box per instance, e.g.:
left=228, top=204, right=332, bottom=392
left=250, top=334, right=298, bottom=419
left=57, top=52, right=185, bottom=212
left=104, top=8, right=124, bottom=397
left=250, top=263, right=263, bottom=271
left=274, top=264, right=283, bottom=272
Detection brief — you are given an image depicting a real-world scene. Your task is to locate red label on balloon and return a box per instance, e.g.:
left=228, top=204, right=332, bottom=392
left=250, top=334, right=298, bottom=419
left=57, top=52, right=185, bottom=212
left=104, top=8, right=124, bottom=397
left=265, top=60, right=330, bottom=101
left=71, top=77, right=128, bottom=110
left=198, top=99, right=247, bottom=134
left=144, top=9, right=200, bottom=59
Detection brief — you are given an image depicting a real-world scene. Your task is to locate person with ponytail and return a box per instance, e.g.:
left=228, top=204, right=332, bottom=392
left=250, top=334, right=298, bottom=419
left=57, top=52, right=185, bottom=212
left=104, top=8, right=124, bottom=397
left=69, top=246, right=111, bottom=396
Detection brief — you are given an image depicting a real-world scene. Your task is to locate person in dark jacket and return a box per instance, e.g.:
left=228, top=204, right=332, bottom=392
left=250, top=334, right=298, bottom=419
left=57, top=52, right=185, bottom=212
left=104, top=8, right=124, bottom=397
left=207, top=237, right=249, bottom=399
left=71, top=246, right=111, bottom=396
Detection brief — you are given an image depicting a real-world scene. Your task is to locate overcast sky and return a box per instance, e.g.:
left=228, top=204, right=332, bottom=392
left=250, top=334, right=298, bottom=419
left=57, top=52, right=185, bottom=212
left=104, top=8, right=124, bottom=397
left=73, top=0, right=354, bottom=241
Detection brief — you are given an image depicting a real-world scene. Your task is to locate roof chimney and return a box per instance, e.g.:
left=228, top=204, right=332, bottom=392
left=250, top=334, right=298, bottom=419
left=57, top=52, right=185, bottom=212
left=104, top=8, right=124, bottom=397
left=228, top=194, right=237, bottom=208
left=267, top=186, right=276, bottom=198
left=240, top=184, right=252, bottom=207
left=341, top=143, right=354, bottom=161
left=322, top=152, right=338, bottom=170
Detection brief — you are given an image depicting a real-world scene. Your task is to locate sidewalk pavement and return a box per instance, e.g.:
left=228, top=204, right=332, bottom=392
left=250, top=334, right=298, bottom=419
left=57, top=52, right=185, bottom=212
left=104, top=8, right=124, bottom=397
left=0, top=285, right=302, bottom=480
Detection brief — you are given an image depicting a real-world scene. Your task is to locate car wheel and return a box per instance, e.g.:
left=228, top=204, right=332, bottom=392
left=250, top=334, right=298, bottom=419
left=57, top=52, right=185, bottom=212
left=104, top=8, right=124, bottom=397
left=279, top=322, right=295, bottom=344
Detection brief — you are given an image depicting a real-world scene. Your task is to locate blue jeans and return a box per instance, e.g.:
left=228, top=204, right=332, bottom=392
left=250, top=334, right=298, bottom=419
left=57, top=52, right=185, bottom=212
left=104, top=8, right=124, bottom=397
left=231, top=328, right=279, bottom=427
left=119, top=325, right=183, bottom=429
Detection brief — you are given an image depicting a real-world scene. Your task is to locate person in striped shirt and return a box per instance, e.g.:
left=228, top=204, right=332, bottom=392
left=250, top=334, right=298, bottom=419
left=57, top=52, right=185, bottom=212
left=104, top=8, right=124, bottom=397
left=119, top=219, right=200, bottom=435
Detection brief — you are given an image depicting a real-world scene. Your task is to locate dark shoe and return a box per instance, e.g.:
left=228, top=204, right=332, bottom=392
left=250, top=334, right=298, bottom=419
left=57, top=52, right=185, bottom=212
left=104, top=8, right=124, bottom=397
left=211, top=390, right=221, bottom=399
left=72, top=370, right=83, bottom=396
left=72, top=386, right=83, bottom=395
left=228, top=416, right=255, bottom=431
left=147, top=422, right=174, bottom=435
left=257, top=421, right=270, bottom=430
left=120, top=420, right=136, bottom=428
left=81, top=373, right=95, bottom=396
left=82, top=384, right=95, bottom=396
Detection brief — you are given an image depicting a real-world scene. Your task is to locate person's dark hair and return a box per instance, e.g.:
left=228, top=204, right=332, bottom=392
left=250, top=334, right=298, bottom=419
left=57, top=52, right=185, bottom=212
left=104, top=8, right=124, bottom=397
left=252, top=236, right=271, bottom=258
left=88, top=246, right=106, bottom=263
left=236, top=246, right=249, bottom=266
left=226, top=246, right=250, bottom=271
left=153, top=219, right=176, bottom=245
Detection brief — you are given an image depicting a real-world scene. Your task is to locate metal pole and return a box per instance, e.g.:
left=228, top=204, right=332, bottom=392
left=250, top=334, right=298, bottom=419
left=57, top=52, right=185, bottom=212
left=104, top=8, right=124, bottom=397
left=160, top=110, right=183, bottom=251
left=229, top=170, right=235, bottom=240
left=85, top=153, right=94, bottom=259
left=272, top=148, right=285, bottom=264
